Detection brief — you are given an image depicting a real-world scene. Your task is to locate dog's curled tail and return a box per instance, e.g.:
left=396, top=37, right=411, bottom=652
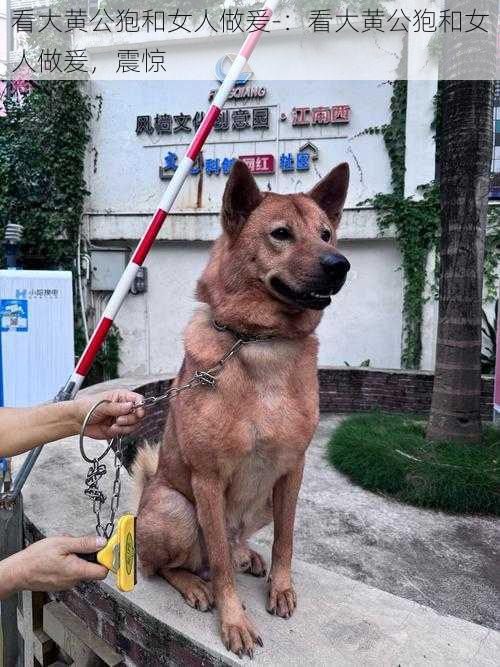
left=131, top=443, right=159, bottom=506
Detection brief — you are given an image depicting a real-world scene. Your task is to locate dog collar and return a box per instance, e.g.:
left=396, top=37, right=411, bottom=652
left=212, top=320, right=277, bottom=343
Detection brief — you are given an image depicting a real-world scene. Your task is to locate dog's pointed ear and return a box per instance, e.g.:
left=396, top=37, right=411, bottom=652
left=308, top=162, right=349, bottom=227
left=222, top=160, right=263, bottom=237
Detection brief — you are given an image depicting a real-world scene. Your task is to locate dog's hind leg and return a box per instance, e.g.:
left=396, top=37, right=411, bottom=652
left=232, top=545, right=267, bottom=577
left=137, top=482, right=203, bottom=575
left=231, top=495, right=272, bottom=576
left=136, top=483, right=210, bottom=610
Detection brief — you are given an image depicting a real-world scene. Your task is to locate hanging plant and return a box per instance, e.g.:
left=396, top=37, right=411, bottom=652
left=0, top=81, right=91, bottom=268
left=363, top=73, right=498, bottom=369
left=371, top=185, right=440, bottom=369
left=359, top=38, right=442, bottom=369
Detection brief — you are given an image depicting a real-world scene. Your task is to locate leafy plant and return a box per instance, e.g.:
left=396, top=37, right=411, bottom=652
left=372, top=185, right=440, bottom=369
left=75, top=322, right=122, bottom=387
left=0, top=81, right=91, bottom=268
left=0, top=81, right=121, bottom=384
left=358, top=39, right=440, bottom=369
left=485, top=207, right=500, bottom=302
left=363, top=62, right=498, bottom=369
left=327, top=411, right=500, bottom=515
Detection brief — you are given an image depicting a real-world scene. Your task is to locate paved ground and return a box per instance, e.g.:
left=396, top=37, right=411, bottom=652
left=253, top=415, right=500, bottom=631
left=15, top=411, right=500, bottom=665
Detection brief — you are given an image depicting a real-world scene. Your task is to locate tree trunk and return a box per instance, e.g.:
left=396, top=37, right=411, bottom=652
left=427, top=1, right=497, bottom=442
left=427, top=86, right=497, bottom=441
left=427, top=79, right=493, bottom=443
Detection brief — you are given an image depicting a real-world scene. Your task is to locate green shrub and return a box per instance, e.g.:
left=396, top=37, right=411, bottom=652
left=327, top=411, right=500, bottom=515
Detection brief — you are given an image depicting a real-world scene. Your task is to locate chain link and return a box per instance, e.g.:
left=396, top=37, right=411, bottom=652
left=80, top=335, right=250, bottom=538
left=134, top=338, right=245, bottom=409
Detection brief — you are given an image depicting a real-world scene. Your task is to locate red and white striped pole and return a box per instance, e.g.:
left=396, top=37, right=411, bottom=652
left=62, top=0, right=279, bottom=399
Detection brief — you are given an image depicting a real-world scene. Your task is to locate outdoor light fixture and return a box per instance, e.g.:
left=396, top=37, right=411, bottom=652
left=3, top=221, right=23, bottom=269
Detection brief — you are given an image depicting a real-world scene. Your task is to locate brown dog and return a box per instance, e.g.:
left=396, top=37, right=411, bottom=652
left=134, top=160, right=350, bottom=658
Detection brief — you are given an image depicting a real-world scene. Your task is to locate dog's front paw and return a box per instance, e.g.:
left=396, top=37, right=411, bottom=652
left=266, top=582, right=297, bottom=619
left=220, top=608, right=263, bottom=659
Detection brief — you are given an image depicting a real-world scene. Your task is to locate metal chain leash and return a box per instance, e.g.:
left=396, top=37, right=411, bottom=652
left=79, top=334, right=254, bottom=538
left=135, top=337, right=245, bottom=409
left=79, top=399, right=124, bottom=538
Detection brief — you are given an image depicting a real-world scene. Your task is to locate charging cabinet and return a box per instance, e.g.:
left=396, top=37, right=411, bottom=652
left=0, top=270, right=74, bottom=406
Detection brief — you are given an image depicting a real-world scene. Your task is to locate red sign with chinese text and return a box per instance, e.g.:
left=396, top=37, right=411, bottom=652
left=239, top=154, right=275, bottom=174
left=292, top=105, right=351, bottom=126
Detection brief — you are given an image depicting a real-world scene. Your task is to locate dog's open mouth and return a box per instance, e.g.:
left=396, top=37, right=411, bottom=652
left=268, top=276, right=345, bottom=310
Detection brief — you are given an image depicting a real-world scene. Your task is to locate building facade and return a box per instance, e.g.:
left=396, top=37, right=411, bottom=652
left=81, top=25, right=442, bottom=377
left=0, top=0, right=6, bottom=77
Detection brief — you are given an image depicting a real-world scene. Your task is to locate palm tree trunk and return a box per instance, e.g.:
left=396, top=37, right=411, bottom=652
left=427, top=0, right=498, bottom=443
left=427, top=79, right=494, bottom=442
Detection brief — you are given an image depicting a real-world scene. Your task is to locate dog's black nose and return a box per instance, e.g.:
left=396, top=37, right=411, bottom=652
left=320, top=253, right=350, bottom=279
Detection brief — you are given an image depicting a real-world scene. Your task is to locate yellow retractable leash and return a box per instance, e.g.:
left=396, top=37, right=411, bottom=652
left=79, top=399, right=137, bottom=593
left=96, top=514, right=136, bottom=592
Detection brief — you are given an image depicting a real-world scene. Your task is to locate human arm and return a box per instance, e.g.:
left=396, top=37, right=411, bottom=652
left=0, top=389, right=146, bottom=458
left=0, top=535, right=108, bottom=600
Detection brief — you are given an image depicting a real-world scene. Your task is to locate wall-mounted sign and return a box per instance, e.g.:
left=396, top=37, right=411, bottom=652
left=208, top=85, right=267, bottom=102
left=137, top=104, right=350, bottom=137
left=136, top=112, right=205, bottom=135
left=239, top=154, right=275, bottom=174
left=299, top=142, right=319, bottom=161
left=137, top=106, right=270, bottom=135
left=159, top=150, right=313, bottom=180
left=290, top=105, right=351, bottom=126
left=215, top=54, right=253, bottom=85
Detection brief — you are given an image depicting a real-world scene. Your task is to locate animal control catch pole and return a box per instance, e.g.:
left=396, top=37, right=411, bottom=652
left=7, top=0, right=280, bottom=500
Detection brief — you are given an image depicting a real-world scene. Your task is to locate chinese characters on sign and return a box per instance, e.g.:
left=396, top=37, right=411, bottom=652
left=280, top=152, right=311, bottom=172
left=137, top=107, right=273, bottom=135
left=146, top=100, right=342, bottom=180
left=159, top=152, right=312, bottom=180
left=13, top=288, right=60, bottom=299
left=137, top=105, right=351, bottom=136
left=292, top=105, right=351, bottom=126
left=239, top=155, right=275, bottom=174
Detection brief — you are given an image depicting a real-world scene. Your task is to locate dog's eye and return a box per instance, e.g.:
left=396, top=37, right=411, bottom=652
left=321, top=229, right=332, bottom=242
left=271, top=227, right=293, bottom=241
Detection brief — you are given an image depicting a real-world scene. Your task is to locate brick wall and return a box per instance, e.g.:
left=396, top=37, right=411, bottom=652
left=318, top=367, right=494, bottom=420
left=132, top=379, right=173, bottom=444
left=129, top=368, right=494, bottom=445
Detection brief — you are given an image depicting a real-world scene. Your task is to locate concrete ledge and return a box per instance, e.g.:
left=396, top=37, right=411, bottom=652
left=27, top=518, right=499, bottom=666
left=86, top=208, right=384, bottom=243
left=16, top=412, right=500, bottom=665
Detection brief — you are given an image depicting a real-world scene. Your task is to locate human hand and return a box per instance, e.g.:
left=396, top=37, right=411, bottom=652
left=74, top=389, right=146, bottom=440
left=11, top=535, right=108, bottom=592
